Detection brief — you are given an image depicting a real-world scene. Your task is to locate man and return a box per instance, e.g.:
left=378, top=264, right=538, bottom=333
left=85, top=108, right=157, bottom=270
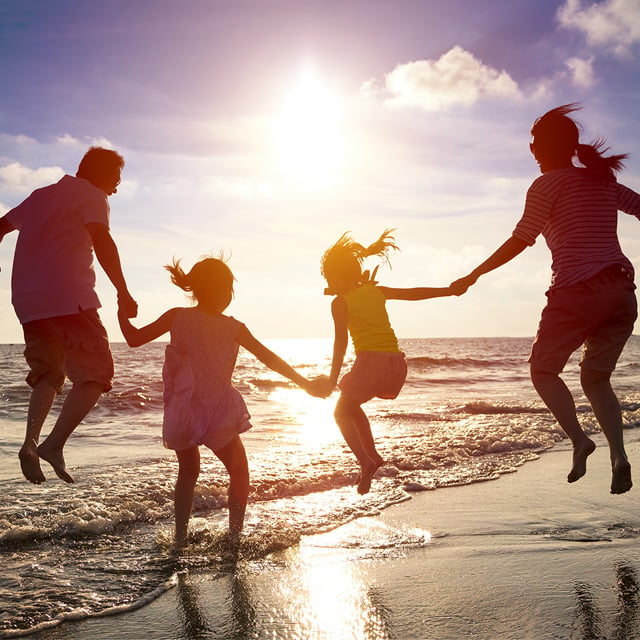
left=0, top=146, right=138, bottom=484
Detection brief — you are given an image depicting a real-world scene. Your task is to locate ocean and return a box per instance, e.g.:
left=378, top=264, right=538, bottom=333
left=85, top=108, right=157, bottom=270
left=2, top=336, right=640, bottom=638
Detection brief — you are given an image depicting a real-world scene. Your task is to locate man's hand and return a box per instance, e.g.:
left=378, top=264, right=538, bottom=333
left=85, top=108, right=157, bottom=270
left=118, top=291, right=138, bottom=318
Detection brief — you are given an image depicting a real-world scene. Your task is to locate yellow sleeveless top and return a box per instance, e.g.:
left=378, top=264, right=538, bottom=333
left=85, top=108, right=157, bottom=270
left=343, top=284, right=400, bottom=353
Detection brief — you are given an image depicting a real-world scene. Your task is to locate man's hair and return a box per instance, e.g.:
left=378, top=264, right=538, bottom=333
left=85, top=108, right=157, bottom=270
left=76, top=147, right=124, bottom=182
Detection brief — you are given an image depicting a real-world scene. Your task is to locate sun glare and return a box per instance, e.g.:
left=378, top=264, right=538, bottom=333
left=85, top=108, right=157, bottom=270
left=273, top=67, right=347, bottom=187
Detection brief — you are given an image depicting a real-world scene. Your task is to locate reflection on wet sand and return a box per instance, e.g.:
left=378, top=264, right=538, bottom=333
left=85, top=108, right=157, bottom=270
left=175, top=544, right=392, bottom=640
left=573, top=562, right=640, bottom=640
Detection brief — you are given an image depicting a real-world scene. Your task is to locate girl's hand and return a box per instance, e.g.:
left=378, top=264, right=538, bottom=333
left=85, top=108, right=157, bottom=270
left=449, top=275, right=476, bottom=296
left=305, top=375, right=334, bottom=398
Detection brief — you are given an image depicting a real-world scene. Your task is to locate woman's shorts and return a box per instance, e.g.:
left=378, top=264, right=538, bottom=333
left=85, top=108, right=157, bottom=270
left=530, top=265, right=637, bottom=375
left=22, top=308, right=114, bottom=393
left=339, top=351, right=407, bottom=403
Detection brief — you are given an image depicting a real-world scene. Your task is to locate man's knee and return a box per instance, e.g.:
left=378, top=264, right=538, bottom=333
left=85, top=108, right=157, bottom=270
left=580, top=367, right=611, bottom=393
left=530, top=365, right=555, bottom=386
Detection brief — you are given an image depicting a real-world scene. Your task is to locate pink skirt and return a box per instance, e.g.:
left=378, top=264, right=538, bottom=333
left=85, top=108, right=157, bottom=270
left=339, top=351, right=407, bottom=403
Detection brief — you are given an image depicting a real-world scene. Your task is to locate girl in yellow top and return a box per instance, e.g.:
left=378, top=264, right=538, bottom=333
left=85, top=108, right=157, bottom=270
left=320, top=230, right=458, bottom=493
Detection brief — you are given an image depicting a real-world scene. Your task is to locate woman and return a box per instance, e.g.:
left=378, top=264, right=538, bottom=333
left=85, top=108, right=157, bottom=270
left=452, top=104, right=640, bottom=494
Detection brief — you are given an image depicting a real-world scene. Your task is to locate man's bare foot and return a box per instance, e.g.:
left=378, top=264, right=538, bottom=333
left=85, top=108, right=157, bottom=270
left=19, top=444, right=46, bottom=484
left=611, top=461, right=632, bottom=495
left=567, top=438, right=596, bottom=483
left=37, top=444, right=74, bottom=483
left=357, top=458, right=383, bottom=495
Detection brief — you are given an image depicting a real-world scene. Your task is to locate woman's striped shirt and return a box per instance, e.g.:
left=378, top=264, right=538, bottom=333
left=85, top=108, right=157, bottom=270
left=512, top=167, right=640, bottom=289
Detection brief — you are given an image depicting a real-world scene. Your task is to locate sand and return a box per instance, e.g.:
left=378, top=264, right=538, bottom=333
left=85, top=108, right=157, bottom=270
left=30, top=432, right=640, bottom=640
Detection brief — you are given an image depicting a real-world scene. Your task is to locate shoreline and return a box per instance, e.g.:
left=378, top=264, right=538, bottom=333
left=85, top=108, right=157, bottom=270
left=20, top=432, right=640, bottom=640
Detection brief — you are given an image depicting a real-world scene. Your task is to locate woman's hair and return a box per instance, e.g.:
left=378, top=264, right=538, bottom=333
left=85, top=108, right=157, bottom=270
left=531, top=103, right=627, bottom=181
left=76, top=147, right=124, bottom=182
left=321, top=229, right=398, bottom=292
left=166, top=256, right=235, bottom=311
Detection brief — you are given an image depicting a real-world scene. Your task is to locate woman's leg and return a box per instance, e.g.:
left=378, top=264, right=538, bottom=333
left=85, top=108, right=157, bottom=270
left=174, top=446, right=201, bottom=548
left=580, top=368, right=631, bottom=494
left=213, top=435, right=250, bottom=543
left=530, top=367, right=595, bottom=483
left=334, top=393, right=383, bottom=494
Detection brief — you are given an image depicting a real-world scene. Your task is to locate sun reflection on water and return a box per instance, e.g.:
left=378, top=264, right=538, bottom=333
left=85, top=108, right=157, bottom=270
left=267, top=386, right=340, bottom=449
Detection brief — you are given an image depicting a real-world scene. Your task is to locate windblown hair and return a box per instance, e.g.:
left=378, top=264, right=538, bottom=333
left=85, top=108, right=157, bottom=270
left=531, top=103, right=627, bottom=181
left=165, top=256, right=235, bottom=311
left=321, top=229, right=399, bottom=292
left=76, top=147, right=124, bottom=183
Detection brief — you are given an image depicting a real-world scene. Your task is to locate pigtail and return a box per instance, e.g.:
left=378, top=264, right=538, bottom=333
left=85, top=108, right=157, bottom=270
left=165, top=258, right=192, bottom=292
left=360, top=229, right=399, bottom=267
left=321, top=229, right=400, bottom=293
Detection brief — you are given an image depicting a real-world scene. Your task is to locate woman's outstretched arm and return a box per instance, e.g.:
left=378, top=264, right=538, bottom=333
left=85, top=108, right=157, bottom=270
left=451, top=236, right=529, bottom=293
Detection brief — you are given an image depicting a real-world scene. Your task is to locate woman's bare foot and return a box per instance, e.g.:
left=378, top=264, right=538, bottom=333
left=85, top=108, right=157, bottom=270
left=567, top=438, right=596, bottom=483
left=19, top=442, right=46, bottom=484
left=357, top=458, right=383, bottom=495
left=36, top=443, right=74, bottom=483
left=611, top=461, right=632, bottom=494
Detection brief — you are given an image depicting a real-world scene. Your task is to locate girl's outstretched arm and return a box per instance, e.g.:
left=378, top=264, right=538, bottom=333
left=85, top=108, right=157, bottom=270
left=117, top=307, right=177, bottom=347
left=328, top=296, right=349, bottom=387
left=237, top=324, right=319, bottom=393
left=379, top=286, right=458, bottom=301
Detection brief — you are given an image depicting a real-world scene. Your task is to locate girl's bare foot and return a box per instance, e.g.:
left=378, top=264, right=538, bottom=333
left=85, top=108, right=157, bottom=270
left=357, top=458, right=383, bottom=495
left=19, top=443, right=46, bottom=484
left=36, top=444, right=74, bottom=483
left=567, top=438, right=596, bottom=483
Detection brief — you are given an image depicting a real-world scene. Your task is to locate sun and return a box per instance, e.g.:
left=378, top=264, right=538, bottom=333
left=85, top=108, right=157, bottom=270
left=272, top=66, right=347, bottom=187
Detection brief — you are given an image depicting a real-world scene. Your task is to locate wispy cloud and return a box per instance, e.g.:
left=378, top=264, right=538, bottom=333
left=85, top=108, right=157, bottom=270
left=557, top=0, right=640, bottom=58
left=564, top=55, right=596, bottom=88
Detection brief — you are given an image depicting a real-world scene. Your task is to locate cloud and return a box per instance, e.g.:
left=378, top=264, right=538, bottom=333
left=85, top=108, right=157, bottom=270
left=557, top=0, right=640, bottom=58
left=0, top=162, right=64, bottom=195
left=564, top=55, right=596, bottom=87
left=365, top=46, right=521, bottom=110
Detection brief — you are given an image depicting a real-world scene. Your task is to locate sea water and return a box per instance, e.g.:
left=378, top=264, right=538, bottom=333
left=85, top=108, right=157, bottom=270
left=2, top=336, right=640, bottom=637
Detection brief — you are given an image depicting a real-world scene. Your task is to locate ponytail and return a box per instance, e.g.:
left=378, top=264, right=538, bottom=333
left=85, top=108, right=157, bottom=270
left=576, top=139, right=627, bottom=181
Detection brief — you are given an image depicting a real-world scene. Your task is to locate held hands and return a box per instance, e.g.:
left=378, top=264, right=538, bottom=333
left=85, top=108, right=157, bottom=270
left=304, top=375, right=335, bottom=398
left=117, top=291, right=138, bottom=318
left=449, top=274, right=478, bottom=296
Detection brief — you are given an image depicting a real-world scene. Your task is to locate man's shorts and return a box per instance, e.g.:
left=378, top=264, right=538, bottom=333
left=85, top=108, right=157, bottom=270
left=22, top=308, right=114, bottom=393
left=530, top=265, right=637, bottom=375
left=339, top=351, right=407, bottom=403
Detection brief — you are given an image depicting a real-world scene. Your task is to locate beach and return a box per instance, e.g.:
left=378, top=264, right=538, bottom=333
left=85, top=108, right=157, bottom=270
left=28, top=431, right=640, bottom=640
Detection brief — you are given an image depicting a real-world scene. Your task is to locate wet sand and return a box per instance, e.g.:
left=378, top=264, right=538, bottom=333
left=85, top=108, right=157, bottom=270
left=30, top=433, right=640, bottom=640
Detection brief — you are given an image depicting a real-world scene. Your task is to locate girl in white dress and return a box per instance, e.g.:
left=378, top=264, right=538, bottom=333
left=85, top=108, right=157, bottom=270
left=118, top=256, right=323, bottom=550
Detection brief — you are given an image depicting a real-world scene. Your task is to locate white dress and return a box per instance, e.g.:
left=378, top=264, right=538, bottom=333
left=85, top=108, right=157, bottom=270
left=162, top=308, right=252, bottom=451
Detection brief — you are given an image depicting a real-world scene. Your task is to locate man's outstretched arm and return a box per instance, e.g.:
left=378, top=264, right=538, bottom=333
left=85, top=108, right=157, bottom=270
left=86, top=222, right=137, bottom=318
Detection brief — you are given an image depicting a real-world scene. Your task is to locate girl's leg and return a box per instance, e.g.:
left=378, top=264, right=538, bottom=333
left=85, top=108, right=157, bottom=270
left=334, top=394, right=383, bottom=494
left=580, top=368, right=632, bottom=494
left=212, top=435, right=249, bottom=544
left=530, top=367, right=595, bottom=483
left=174, top=446, right=201, bottom=548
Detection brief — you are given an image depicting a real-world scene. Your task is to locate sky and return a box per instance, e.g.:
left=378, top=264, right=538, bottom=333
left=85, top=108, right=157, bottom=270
left=1, top=0, right=640, bottom=342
